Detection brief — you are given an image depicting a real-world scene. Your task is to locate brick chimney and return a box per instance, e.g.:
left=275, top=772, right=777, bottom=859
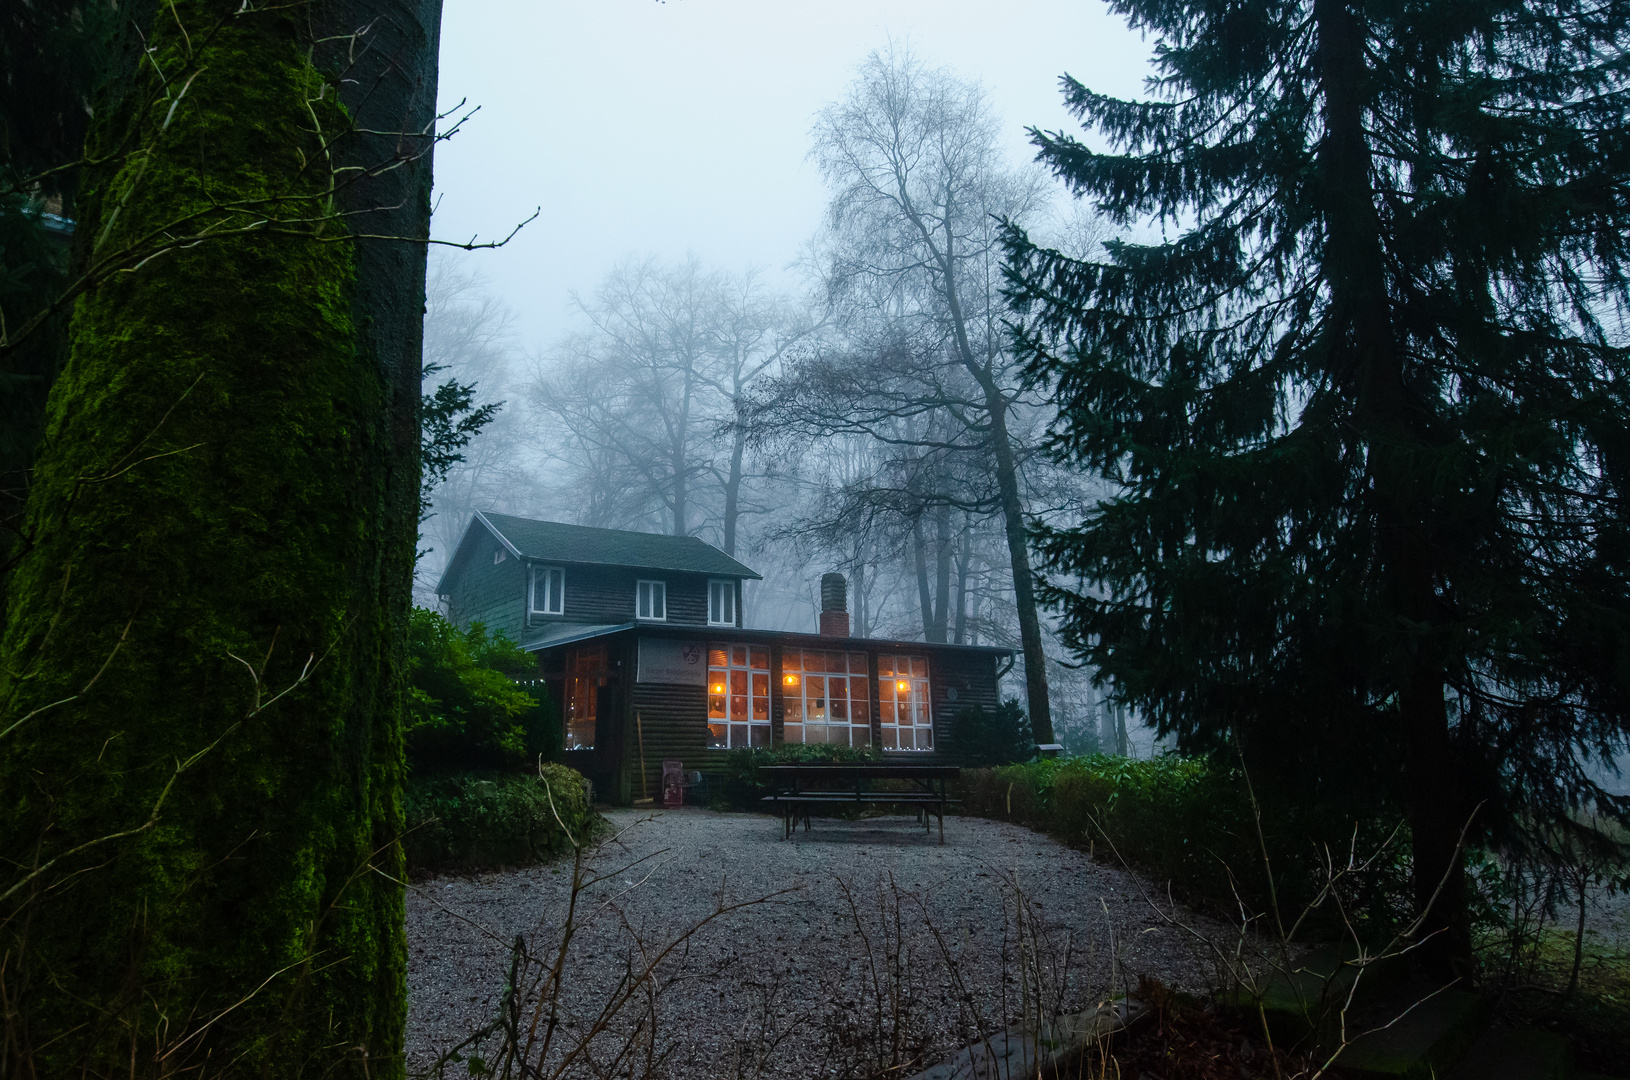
left=818, top=572, right=849, bottom=637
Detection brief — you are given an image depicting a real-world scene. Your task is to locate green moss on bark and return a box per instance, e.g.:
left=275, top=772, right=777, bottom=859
left=0, top=2, right=409, bottom=1075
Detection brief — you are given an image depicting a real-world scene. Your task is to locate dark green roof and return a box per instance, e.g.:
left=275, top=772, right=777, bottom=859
left=479, top=512, right=761, bottom=579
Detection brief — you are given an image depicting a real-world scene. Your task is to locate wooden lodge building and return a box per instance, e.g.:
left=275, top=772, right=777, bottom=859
left=435, top=512, right=1013, bottom=802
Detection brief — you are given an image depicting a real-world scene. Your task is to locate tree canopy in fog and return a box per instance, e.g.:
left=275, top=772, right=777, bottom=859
left=750, top=45, right=1061, bottom=742
left=530, top=256, right=814, bottom=554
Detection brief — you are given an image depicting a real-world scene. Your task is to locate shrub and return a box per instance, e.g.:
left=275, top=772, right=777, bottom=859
left=406, top=607, right=560, bottom=772
left=961, top=755, right=1411, bottom=938
left=945, top=699, right=1035, bottom=766
left=717, top=742, right=883, bottom=808
left=402, top=763, right=594, bottom=874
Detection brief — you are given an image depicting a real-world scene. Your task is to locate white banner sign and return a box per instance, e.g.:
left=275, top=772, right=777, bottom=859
left=637, top=638, right=707, bottom=685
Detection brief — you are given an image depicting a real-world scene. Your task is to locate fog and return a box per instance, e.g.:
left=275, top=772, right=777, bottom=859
left=420, top=1, right=1161, bottom=753
left=430, top=0, right=1153, bottom=345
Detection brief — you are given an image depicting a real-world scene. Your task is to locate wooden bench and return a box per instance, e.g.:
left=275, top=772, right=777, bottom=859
left=759, top=764, right=961, bottom=843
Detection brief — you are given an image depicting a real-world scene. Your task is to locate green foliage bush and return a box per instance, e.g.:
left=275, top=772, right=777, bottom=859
left=406, top=607, right=559, bottom=772
left=403, top=764, right=594, bottom=874
left=718, top=742, right=883, bottom=808
left=946, top=699, right=1036, bottom=766
left=962, top=755, right=1411, bottom=938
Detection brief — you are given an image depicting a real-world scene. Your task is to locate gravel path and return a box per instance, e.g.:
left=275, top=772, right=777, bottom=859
left=406, top=808, right=1230, bottom=1079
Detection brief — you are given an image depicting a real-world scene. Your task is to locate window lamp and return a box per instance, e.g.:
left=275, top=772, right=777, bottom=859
left=879, top=655, right=932, bottom=750
left=781, top=648, right=871, bottom=748
left=706, top=643, right=770, bottom=749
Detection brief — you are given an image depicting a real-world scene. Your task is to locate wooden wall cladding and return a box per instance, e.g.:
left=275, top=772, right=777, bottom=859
left=629, top=681, right=713, bottom=799
left=529, top=566, right=716, bottom=629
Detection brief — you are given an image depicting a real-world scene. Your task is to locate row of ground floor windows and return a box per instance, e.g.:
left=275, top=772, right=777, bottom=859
left=706, top=643, right=934, bottom=751
left=561, top=641, right=937, bottom=752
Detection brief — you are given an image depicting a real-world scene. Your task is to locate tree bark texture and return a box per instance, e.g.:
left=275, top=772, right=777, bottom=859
left=933, top=501, right=953, bottom=644
left=914, top=519, right=937, bottom=641
left=722, top=425, right=746, bottom=556
left=953, top=520, right=971, bottom=645
left=0, top=0, right=438, bottom=1072
left=986, top=395, right=1056, bottom=744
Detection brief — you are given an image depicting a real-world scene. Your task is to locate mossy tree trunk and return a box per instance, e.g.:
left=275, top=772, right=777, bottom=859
left=0, top=0, right=438, bottom=1075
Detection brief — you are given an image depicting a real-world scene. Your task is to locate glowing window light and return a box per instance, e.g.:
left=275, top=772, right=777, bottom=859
left=784, top=674, right=799, bottom=685
left=897, top=680, right=910, bottom=692
left=712, top=682, right=724, bottom=694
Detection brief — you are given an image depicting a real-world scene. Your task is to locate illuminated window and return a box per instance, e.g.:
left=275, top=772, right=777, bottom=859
left=565, top=644, right=606, bottom=750
left=782, top=649, right=871, bottom=747
left=708, top=579, right=736, bottom=625
left=707, top=642, right=770, bottom=749
left=530, top=565, right=565, bottom=615
left=636, top=579, right=666, bottom=620
left=879, top=655, right=932, bottom=750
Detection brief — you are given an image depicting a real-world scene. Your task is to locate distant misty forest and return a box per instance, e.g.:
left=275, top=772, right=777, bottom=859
left=414, top=48, right=1148, bottom=757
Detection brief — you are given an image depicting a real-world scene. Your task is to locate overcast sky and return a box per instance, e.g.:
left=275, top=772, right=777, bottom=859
left=429, top=0, right=1155, bottom=347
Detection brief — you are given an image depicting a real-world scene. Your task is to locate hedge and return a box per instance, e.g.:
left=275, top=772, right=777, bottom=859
left=961, top=755, right=1411, bottom=937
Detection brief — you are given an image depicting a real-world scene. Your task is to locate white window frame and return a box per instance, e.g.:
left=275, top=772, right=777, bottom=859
left=781, top=648, right=872, bottom=748
left=707, top=642, right=772, bottom=749
left=636, top=579, right=667, bottom=621
left=530, top=565, right=565, bottom=616
left=879, top=654, right=933, bottom=751
left=708, top=579, right=736, bottom=626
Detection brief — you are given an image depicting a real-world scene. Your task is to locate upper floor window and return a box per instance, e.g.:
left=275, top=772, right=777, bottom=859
left=708, top=579, right=736, bottom=626
left=636, top=579, right=667, bottom=621
left=530, top=565, right=565, bottom=615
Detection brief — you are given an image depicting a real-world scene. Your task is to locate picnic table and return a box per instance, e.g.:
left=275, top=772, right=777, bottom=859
left=759, top=763, right=961, bottom=843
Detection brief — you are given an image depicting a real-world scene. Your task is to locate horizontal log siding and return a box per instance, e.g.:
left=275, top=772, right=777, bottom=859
left=931, top=651, right=1000, bottom=760
left=447, top=530, right=525, bottom=640
left=629, top=682, right=715, bottom=800
left=933, top=652, right=1000, bottom=715
left=527, top=565, right=717, bottom=629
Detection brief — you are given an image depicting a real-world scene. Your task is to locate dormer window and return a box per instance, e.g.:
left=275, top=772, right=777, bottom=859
left=708, top=579, right=736, bottom=626
left=494, top=548, right=506, bottom=564
left=531, top=565, right=565, bottom=616
left=636, top=579, right=667, bottom=621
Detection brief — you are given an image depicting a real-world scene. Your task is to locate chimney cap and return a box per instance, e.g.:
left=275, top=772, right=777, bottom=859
left=820, top=572, right=848, bottom=613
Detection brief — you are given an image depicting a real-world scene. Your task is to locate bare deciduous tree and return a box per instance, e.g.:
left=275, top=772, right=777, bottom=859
left=532, top=256, right=811, bottom=554
left=769, top=44, right=1058, bottom=740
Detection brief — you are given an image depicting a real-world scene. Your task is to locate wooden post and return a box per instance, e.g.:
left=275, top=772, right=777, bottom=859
left=637, top=712, right=650, bottom=803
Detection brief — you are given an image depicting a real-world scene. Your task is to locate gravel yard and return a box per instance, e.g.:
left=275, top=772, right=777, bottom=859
left=406, top=808, right=1231, bottom=1079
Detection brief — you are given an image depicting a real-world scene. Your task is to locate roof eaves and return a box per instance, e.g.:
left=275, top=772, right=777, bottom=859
left=521, top=622, right=638, bottom=652
left=475, top=510, right=524, bottom=559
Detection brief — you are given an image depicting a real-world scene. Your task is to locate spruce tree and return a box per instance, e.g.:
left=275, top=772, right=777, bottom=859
left=1006, top=0, right=1630, bottom=977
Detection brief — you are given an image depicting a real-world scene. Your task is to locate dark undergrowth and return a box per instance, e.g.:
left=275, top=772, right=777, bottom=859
left=1080, top=977, right=1310, bottom=1080
left=1482, top=908, right=1630, bottom=1074
left=403, top=764, right=597, bottom=876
